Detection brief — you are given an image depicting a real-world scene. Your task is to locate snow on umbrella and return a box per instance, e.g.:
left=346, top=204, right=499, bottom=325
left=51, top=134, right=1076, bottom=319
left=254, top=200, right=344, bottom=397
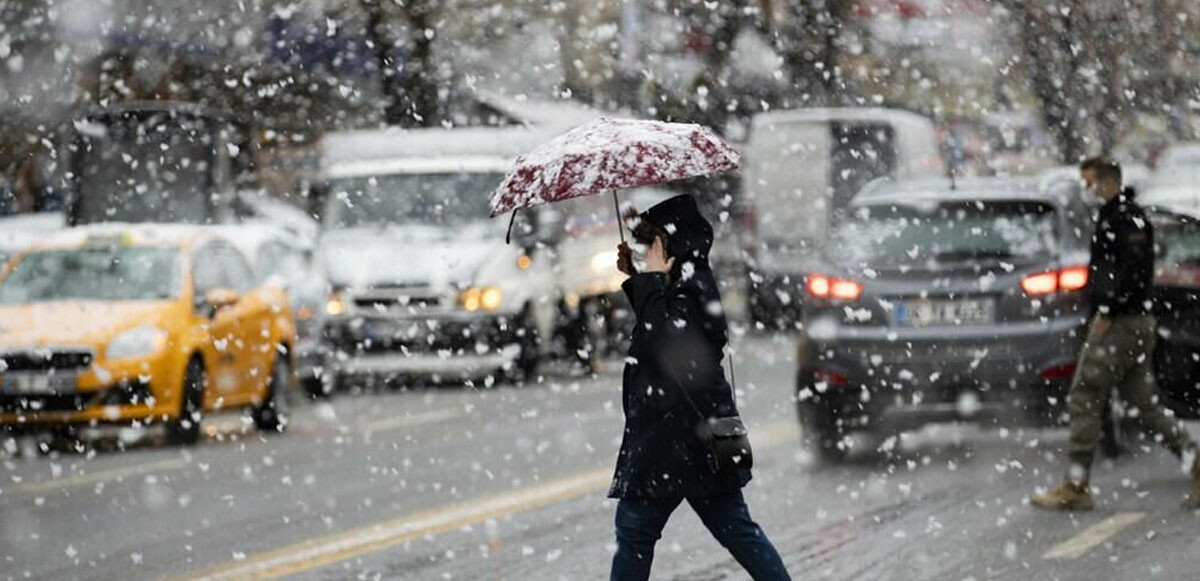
left=490, top=117, right=741, bottom=242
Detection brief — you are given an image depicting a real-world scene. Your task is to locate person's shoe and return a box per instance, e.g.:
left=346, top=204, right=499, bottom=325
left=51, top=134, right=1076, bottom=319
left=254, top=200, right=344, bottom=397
left=1030, top=479, right=1094, bottom=512
left=1182, top=457, right=1200, bottom=510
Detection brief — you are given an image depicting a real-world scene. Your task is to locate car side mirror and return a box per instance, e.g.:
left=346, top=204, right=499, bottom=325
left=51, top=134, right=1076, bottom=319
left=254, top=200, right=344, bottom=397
left=205, top=287, right=240, bottom=312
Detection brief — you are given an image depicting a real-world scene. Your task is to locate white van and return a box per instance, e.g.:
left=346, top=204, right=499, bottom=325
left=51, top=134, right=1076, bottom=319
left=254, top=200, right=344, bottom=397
left=741, top=107, right=944, bottom=327
left=311, top=125, right=641, bottom=388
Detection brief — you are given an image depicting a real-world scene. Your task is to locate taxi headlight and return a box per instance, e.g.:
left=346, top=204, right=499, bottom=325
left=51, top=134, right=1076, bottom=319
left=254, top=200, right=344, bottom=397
left=106, top=325, right=168, bottom=360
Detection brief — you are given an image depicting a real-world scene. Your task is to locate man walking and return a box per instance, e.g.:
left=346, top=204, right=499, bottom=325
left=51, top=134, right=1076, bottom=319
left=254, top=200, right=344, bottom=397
left=1031, top=158, right=1200, bottom=511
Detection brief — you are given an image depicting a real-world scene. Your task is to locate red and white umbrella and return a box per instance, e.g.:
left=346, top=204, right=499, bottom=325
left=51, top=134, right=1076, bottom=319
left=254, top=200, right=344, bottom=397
left=490, top=117, right=741, bottom=242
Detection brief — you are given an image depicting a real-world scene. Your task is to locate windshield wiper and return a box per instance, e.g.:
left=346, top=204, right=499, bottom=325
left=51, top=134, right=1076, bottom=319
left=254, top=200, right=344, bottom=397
left=932, top=249, right=1015, bottom=262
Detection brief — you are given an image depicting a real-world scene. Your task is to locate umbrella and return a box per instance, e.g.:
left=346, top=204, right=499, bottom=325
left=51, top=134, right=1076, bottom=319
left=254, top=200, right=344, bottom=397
left=490, top=117, right=741, bottom=243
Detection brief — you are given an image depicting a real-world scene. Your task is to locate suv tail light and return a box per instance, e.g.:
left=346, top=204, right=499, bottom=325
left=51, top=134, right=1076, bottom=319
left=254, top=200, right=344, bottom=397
left=1021, top=266, right=1089, bottom=296
left=1058, top=266, right=1089, bottom=291
left=806, top=273, right=864, bottom=301
left=1040, top=362, right=1077, bottom=381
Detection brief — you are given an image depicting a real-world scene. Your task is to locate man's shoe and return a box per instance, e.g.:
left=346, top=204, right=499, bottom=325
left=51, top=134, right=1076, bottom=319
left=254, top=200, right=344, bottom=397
left=1030, top=479, right=1094, bottom=512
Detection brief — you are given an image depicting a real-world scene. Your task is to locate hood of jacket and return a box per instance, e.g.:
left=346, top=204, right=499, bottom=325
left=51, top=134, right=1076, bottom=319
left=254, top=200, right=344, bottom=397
left=639, top=194, right=727, bottom=346
left=641, top=194, right=714, bottom=266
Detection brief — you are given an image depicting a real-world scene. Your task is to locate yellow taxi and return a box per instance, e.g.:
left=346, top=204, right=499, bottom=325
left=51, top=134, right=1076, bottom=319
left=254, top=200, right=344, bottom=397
left=0, top=224, right=296, bottom=445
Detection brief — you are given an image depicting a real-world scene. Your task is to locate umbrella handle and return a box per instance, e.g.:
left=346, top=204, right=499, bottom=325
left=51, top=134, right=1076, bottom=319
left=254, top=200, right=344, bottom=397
left=505, top=209, right=518, bottom=245
left=612, top=191, right=625, bottom=244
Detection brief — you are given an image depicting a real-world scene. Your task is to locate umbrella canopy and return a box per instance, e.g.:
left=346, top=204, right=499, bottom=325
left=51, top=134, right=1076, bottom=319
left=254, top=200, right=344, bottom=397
left=489, top=117, right=741, bottom=218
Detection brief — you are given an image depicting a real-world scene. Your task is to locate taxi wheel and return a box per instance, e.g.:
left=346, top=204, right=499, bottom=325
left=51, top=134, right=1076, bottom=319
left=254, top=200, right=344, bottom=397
left=253, top=352, right=291, bottom=433
left=166, top=357, right=205, bottom=446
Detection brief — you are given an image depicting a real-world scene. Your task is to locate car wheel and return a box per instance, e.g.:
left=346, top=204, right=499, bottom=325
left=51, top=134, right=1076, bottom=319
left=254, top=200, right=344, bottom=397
left=798, top=401, right=847, bottom=464
left=166, top=357, right=205, bottom=446
left=253, top=350, right=291, bottom=433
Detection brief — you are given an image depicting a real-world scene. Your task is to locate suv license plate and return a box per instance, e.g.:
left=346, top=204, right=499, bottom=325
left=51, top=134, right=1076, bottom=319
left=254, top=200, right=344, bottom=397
left=894, top=299, right=994, bottom=327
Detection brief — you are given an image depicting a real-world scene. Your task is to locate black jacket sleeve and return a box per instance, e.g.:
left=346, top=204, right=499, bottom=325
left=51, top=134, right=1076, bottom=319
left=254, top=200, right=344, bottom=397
left=622, top=273, right=718, bottom=412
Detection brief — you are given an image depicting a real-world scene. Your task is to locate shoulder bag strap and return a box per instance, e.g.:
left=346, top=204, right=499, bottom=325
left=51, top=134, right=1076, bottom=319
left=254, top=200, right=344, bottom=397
left=660, top=346, right=739, bottom=422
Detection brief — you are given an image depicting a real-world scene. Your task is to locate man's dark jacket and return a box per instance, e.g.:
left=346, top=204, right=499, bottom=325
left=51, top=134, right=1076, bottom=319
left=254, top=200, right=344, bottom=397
left=608, top=194, right=750, bottom=499
left=1088, top=188, right=1154, bottom=317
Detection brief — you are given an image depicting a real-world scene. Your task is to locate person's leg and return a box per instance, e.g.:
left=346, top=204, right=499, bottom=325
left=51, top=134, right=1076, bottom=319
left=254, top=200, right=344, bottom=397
left=1116, top=317, right=1197, bottom=461
left=1033, top=317, right=1129, bottom=511
left=610, top=496, right=681, bottom=581
left=688, top=491, right=790, bottom=580
left=1065, top=318, right=1130, bottom=481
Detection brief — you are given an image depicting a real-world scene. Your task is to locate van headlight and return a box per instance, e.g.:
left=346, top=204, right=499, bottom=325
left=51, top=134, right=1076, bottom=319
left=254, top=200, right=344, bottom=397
left=326, top=292, right=346, bottom=316
left=106, top=325, right=168, bottom=360
left=460, top=286, right=502, bottom=312
left=590, top=250, right=618, bottom=272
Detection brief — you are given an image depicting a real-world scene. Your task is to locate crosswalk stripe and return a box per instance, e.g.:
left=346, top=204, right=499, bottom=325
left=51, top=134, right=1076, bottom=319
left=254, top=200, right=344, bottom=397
left=1042, top=511, right=1146, bottom=559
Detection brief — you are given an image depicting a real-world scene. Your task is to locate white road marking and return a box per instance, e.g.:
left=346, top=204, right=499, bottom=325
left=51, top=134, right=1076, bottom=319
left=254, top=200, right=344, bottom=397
left=5, top=457, right=189, bottom=496
left=357, top=408, right=461, bottom=434
left=176, top=418, right=799, bottom=580
left=1042, top=512, right=1146, bottom=559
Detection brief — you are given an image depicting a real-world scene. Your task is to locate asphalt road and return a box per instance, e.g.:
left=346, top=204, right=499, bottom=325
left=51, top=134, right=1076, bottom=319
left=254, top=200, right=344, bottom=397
left=3, top=333, right=1199, bottom=581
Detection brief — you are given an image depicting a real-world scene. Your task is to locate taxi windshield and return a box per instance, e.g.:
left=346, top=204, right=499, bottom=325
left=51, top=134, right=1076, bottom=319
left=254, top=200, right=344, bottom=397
left=0, top=246, right=180, bottom=304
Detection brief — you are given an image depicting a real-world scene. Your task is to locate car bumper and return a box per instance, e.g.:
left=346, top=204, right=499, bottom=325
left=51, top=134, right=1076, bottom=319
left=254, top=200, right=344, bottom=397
left=334, top=345, right=521, bottom=378
left=1, top=350, right=184, bottom=427
left=322, top=313, right=524, bottom=379
left=798, top=315, right=1088, bottom=428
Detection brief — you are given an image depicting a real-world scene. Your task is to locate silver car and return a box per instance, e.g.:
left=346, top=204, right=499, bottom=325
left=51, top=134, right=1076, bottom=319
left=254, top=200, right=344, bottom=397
left=796, top=177, right=1096, bottom=461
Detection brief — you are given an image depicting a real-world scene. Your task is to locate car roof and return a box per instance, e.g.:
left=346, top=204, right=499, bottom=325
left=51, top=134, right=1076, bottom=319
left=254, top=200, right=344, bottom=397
left=202, top=223, right=295, bottom=264
left=318, top=125, right=560, bottom=179
left=750, top=107, right=933, bottom=130
left=28, top=223, right=219, bottom=252
left=854, top=177, right=1077, bottom=207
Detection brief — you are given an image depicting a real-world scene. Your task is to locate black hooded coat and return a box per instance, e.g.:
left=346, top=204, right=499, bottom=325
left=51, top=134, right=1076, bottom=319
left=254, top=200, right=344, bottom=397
left=608, top=194, right=751, bottom=499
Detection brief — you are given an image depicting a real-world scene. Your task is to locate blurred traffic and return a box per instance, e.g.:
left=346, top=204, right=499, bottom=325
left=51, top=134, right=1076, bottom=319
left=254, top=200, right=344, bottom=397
left=0, top=98, right=1196, bottom=465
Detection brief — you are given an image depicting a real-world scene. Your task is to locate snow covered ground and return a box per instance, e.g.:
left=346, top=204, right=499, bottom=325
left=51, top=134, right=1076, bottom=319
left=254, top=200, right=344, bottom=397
left=3, top=334, right=1197, bottom=581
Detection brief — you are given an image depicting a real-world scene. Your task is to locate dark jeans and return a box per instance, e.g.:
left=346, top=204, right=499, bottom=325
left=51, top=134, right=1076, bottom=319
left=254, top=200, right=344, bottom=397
left=610, top=490, right=790, bottom=580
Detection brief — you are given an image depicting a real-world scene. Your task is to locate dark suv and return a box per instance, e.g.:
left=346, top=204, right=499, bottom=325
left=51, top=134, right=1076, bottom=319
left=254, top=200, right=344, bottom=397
left=796, top=177, right=1098, bottom=461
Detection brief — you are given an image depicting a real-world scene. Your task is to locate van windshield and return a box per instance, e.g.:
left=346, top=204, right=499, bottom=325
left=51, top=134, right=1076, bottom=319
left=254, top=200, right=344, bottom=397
left=827, top=200, right=1058, bottom=268
left=322, top=172, right=504, bottom=229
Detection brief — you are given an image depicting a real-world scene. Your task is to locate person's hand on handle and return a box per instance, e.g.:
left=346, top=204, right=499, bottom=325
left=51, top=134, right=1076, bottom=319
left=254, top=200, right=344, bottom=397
left=617, top=242, right=637, bottom=276
left=644, top=237, right=675, bottom=274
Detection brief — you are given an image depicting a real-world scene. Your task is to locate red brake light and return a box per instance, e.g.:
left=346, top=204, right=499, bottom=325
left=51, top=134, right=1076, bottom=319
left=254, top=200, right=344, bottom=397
left=1021, top=272, right=1058, bottom=295
left=1058, top=266, right=1089, bottom=291
left=806, top=274, right=831, bottom=298
left=813, top=369, right=847, bottom=386
left=806, top=274, right=863, bottom=300
left=1040, top=363, right=1077, bottom=381
left=831, top=279, right=864, bottom=300
left=1021, top=266, right=1089, bottom=296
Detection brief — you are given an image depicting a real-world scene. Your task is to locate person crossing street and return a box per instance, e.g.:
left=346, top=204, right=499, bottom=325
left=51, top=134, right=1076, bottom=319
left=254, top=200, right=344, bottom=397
left=1031, top=158, right=1200, bottom=511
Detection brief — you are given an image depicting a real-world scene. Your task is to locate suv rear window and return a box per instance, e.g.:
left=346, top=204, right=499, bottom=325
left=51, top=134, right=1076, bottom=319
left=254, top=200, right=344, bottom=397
left=827, top=200, right=1057, bottom=267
